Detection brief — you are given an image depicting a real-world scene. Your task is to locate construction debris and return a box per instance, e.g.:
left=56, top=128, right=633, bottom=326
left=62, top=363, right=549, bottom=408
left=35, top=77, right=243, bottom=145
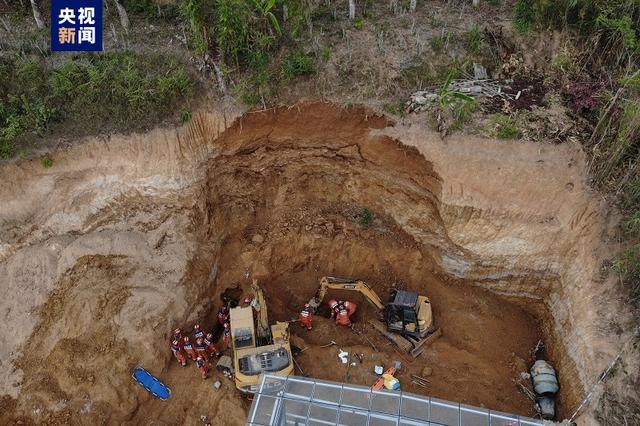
left=408, top=79, right=505, bottom=112
left=407, top=78, right=544, bottom=114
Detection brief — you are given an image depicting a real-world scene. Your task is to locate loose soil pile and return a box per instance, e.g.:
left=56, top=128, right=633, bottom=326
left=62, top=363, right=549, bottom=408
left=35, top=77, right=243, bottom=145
left=0, top=103, right=633, bottom=425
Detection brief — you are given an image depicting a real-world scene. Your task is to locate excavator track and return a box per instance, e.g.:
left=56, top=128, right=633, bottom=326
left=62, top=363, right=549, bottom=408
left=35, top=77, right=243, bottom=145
left=369, top=320, right=442, bottom=358
left=368, top=320, right=414, bottom=353
left=409, top=327, right=442, bottom=357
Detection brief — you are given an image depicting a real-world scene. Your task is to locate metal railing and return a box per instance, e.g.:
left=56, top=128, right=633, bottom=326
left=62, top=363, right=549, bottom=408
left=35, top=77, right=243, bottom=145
left=247, top=375, right=545, bottom=426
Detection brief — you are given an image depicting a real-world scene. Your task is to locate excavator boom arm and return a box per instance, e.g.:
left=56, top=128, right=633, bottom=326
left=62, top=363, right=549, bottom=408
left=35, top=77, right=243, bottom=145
left=315, top=276, right=385, bottom=310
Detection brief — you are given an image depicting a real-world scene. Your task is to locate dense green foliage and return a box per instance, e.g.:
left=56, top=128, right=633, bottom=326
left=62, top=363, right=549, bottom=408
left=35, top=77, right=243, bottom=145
left=281, top=51, right=315, bottom=80
left=0, top=53, right=193, bottom=159
left=176, top=0, right=313, bottom=104
left=180, top=0, right=306, bottom=63
left=513, top=0, right=639, bottom=64
left=513, top=0, right=536, bottom=33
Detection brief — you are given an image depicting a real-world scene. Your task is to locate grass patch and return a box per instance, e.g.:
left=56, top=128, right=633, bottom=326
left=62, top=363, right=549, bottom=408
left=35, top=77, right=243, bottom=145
left=0, top=52, right=193, bottom=159
left=321, top=47, right=332, bottom=62
left=513, top=0, right=535, bottom=33
left=612, top=246, right=640, bottom=305
left=398, top=59, right=470, bottom=91
left=383, top=101, right=406, bottom=117
left=465, top=25, right=483, bottom=53
left=51, top=52, right=192, bottom=126
left=431, top=36, right=444, bottom=53
left=487, top=114, right=522, bottom=139
left=40, top=157, right=53, bottom=168
left=180, top=110, right=192, bottom=123
left=123, top=0, right=180, bottom=19
left=358, top=208, right=373, bottom=228
left=281, top=51, right=315, bottom=80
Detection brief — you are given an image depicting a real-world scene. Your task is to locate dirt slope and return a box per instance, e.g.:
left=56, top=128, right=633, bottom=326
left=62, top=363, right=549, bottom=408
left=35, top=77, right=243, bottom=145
left=0, top=102, right=633, bottom=424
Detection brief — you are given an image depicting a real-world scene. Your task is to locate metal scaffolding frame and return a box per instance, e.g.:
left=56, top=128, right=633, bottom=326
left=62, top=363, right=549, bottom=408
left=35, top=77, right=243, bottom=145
left=247, top=375, right=545, bottom=426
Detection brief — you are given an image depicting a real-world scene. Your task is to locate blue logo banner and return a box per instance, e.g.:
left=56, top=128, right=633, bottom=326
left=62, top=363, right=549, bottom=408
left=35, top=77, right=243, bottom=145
left=51, top=0, right=103, bottom=51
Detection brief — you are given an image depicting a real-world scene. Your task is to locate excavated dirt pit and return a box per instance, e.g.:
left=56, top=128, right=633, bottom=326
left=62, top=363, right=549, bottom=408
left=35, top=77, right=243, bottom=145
left=0, top=103, right=633, bottom=425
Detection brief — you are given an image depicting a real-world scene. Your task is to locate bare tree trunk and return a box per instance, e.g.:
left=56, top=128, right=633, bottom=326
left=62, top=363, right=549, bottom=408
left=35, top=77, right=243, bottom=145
left=472, top=0, right=479, bottom=6
left=112, top=0, right=130, bottom=32
left=410, top=0, right=417, bottom=12
left=30, top=0, right=45, bottom=29
left=348, top=0, right=355, bottom=19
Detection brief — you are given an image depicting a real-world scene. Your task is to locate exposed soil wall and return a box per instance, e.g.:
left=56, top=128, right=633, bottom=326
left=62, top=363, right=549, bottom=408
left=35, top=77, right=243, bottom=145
left=0, top=102, right=633, bottom=425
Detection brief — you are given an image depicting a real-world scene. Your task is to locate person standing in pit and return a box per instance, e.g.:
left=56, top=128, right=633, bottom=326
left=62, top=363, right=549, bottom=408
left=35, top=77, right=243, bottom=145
left=195, top=337, right=209, bottom=362
left=335, top=300, right=357, bottom=327
left=299, top=303, right=313, bottom=331
left=170, top=338, right=187, bottom=366
left=193, top=323, right=204, bottom=341
left=195, top=356, right=209, bottom=379
left=182, top=336, right=198, bottom=361
left=222, top=322, right=231, bottom=349
left=204, top=333, right=220, bottom=357
left=328, top=299, right=339, bottom=320
left=217, top=306, right=230, bottom=325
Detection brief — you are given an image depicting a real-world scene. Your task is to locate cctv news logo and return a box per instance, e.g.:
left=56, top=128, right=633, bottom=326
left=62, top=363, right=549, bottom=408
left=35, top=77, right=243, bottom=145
left=51, top=0, right=103, bottom=51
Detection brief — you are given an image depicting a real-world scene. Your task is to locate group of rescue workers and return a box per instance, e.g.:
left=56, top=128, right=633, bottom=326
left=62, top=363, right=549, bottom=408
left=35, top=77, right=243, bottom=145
left=169, top=306, right=233, bottom=380
left=171, top=297, right=357, bottom=379
left=298, top=299, right=357, bottom=330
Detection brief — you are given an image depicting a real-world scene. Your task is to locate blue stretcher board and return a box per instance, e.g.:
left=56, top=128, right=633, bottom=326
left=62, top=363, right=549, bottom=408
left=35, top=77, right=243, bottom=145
left=132, top=367, right=171, bottom=400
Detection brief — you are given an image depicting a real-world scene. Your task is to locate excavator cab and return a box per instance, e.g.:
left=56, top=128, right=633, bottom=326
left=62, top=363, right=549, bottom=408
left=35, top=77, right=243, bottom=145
left=386, top=290, right=434, bottom=340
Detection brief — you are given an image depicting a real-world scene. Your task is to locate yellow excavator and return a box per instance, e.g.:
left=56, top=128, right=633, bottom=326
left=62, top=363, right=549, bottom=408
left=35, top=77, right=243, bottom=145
left=308, top=276, right=440, bottom=357
left=226, top=280, right=294, bottom=393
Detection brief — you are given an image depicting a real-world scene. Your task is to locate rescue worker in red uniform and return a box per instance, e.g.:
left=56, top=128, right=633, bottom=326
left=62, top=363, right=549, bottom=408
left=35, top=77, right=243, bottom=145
left=195, top=337, right=209, bottom=362
left=217, top=306, right=230, bottom=325
left=171, top=339, right=187, bottom=366
left=328, top=299, right=339, bottom=319
left=222, top=322, right=231, bottom=348
left=195, top=356, right=209, bottom=379
left=204, top=332, right=220, bottom=357
left=299, top=303, right=313, bottom=330
left=182, top=336, right=198, bottom=361
left=193, top=323, right=204, bottom=341
left=335, top=301, right=357, bottom=327
left=172, top=328, right=183, bottom=344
